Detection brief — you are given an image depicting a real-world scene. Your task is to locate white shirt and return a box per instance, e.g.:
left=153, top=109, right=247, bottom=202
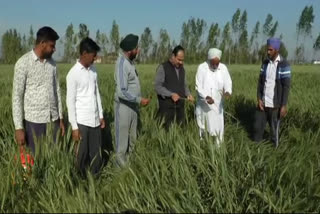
left=195, top=61, right=232, bottom=113
left=264, top=55, right=280, bottom=108
left=66, top=61, right=103, bottom=130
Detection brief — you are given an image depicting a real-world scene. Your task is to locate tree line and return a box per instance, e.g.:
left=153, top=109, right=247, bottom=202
left=1, top=7, right=319, bottom=64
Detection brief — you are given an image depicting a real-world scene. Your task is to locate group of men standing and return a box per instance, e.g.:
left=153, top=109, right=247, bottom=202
left=12, top=26, right=291, bottom=175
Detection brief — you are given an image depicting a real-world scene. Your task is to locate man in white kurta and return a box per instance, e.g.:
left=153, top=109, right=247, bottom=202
left=195, top=48, right=232, bottom=145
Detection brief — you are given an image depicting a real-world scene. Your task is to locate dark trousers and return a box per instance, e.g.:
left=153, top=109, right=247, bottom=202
left=253, top=107, right=280, bottom=147
left=25, top=120, right=60, bottom=154
left=157, top=99, right=185, bottom=130
left=76, top=124, right=103, bottom=176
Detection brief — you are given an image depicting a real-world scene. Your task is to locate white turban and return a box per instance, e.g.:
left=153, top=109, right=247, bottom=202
left=208, top=48, right=222, bottom=60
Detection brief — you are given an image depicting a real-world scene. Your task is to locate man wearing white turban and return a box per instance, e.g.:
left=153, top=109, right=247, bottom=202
left=195, top=48, right=232, bottom=145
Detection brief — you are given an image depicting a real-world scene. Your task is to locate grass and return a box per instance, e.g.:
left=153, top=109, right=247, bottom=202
left=0, top=63, right=319, bottom=212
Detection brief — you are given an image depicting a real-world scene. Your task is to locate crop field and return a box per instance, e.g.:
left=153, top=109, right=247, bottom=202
left=0, top=64, right=319, bottom=213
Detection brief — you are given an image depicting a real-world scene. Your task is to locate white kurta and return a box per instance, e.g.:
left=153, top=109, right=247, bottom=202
left=195, top=61, right=232, bottom=144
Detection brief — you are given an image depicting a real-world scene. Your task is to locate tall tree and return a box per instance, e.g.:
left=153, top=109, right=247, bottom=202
left=1, top=29, right=23, bottom=63
left=21, top=34, right=28, bottom=53
left=207, top=23, right=220, bottom=49
left=110, top=20, right=120, bottom=55
left=63, top=23, right=75, bottom=63
left=268, top=21, right=278, bottom=37
left=28, top=25, right=35, bottom=50
left=75, top=23, right=90, bottom=57
left=78, top=23, right=90, bottom=41
left=140, top=27, right=153, bottom=63
left=296, top=5, right=315, bottom=62
left=238, top=10, right=248, bottom=63
left=180, top=17, right=206, bottom=63
left=157, top=29, right=171, bottom=63
left=231, top=8, right=241, bottom=64
left=262, top=14, right=273, bottom=39
left=150, top=42, right=158, bottom=63
left=100, top=33, right=109, bottom=62
left=219, top=22, right=232, bottom=64
left=250, top=21, right=260, bottom=63
left=95, top=29, right=101, bottom=46
left=313, top=33, right=320, bottom=60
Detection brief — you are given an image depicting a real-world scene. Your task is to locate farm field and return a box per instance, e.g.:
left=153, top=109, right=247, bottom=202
left=0, top=63, right=319, bottom=213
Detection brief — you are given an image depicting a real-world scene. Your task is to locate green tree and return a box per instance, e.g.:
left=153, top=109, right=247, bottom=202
left=207, top=23, right=220, bottom=49
left=140, top=27, right=153, bottom=63
left=296, top=5, right=315, bottom=63
left=100, top=33, right=109, bottom=63
left=1, top=29, right=23, bottom=63
left=231, top=8, right=241, bottom=64
left=219, top=22, right=232, bottom=64
left=238, top=10, right=249, bottom=63
left=110, top=20, right=120, bottom=55
left=28, top=25, right=35, bottom=50
left=313, top=33, right=320, bottom=60
left=249, top=21, right=260, bottom=63
left=157, top=29, right=171, bottom=63
left=21, top=34, right=28, bottom=53
left=180, top=17, right=206, bottom=63
left=63, top=23, right=75, bottom=63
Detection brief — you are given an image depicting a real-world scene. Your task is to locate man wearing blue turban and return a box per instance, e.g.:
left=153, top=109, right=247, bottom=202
left=253, top=38, right=291, bottom=147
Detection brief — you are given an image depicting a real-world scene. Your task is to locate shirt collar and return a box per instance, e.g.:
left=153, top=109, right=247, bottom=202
left=269, top=55, right=280, bottom=63
left=120, top=52, right=134, bottom=65
left=31, top=50, right=40, bottom=62
left=76, top=60, right=92, bottom=70
left=31, top=49, right=50, bottom=63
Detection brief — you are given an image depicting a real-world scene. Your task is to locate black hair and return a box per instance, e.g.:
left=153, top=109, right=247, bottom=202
left=79, top=37, right=101, bottom=55
left=36, top=26, right=59, bottom=44
left=172, top=45, right=184, bottom=56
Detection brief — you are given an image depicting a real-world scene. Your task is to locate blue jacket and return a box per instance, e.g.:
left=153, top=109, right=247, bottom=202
left=257, top=55, right=291, bottom=108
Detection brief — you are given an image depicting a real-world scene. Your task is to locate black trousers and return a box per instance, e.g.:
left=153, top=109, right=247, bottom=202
left=25, top=120, right=60, bottom=154
left=157, top=99, right=185, bottom=130
left=253, top=107, right=280, bottom=147
left=76, top=124, right=103, bottom=176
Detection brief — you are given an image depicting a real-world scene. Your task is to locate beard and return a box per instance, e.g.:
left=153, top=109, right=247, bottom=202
left=43, top=51, right=54, bottom=59
left=129, top=53, right=137, bottom=61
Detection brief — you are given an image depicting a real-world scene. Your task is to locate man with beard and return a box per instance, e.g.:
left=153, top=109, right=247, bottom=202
left=195, top=48, right=232, bottom=146
left=253, top=38, right=291, bottom=147
left=114, top=34, right=150, bottom=167
left=154, top=45, right=194, bottom=130
left=12, top=26, right=65, bottom=155
left=66, top=37, right=105, bottom=176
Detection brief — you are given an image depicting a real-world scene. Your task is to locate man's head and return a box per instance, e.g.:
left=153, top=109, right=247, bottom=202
left=35, top=26, right=59, bottom=59
left=208, top=48, right=222, bottom=70
left=170, top=45, right=185, bottom=68
left=267, top=38, right=280, bottom=61
left=120, top=34, right=139, bottom=61
left=79, top=37, right=100, bottom=67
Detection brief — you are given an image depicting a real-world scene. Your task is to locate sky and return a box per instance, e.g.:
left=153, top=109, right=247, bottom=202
left=0, top=0, right=319, bottom=60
